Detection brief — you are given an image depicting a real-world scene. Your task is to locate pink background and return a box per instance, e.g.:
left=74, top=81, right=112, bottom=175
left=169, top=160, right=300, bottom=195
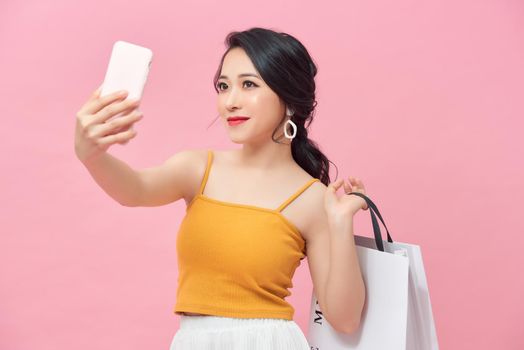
left=1, top=0, right=523, bottom=349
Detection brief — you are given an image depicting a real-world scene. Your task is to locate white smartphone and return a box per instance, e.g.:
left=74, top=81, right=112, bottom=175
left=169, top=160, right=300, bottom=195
left=100, top=40, right=153, bottom=102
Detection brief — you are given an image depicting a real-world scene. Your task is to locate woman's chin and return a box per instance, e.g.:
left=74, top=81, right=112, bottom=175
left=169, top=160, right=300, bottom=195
left=229, top=137, right=247, bottom=145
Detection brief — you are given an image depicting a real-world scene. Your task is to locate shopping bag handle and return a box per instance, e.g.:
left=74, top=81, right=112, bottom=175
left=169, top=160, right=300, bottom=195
left=346, top=192, right=393, bottom=252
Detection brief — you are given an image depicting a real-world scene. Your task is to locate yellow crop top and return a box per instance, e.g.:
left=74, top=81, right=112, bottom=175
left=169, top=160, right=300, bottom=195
left=173, top=149, right=320, bottom=320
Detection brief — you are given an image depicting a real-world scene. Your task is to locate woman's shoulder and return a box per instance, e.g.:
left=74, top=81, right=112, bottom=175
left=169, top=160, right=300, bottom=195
left=187, top=148, right=225, bottom=162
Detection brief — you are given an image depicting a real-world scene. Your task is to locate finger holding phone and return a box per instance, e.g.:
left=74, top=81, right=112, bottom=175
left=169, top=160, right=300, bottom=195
left=74, top=87, right=144, bottom=163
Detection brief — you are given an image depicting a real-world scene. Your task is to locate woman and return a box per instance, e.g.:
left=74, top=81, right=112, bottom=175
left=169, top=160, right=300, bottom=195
left=75, top=27, right=367, bottom=350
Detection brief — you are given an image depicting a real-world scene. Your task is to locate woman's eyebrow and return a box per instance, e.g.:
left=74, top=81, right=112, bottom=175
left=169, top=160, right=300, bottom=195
left=218, top=73, right=261, bottom=80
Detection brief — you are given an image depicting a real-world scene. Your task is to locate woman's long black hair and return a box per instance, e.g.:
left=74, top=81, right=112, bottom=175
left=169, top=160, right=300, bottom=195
left=209, top=27, right=338, bottom=186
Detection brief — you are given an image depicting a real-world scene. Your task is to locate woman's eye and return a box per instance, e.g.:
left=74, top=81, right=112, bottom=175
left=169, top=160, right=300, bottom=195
left=216, top=81, right=257, bottom=91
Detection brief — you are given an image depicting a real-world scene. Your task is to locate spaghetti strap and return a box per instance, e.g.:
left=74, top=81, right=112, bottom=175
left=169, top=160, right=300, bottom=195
left=276, top=178, right=320, bottom=212
left=198, top=149, right=214, bottom=195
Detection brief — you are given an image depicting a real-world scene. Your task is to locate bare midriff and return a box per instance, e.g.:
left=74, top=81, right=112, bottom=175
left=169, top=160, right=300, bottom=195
left=180, top=311, right=208, bottom=316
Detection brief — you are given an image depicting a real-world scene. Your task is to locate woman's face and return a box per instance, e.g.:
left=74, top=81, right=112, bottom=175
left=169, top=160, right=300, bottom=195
left=216, top=47, right=287, bottom=145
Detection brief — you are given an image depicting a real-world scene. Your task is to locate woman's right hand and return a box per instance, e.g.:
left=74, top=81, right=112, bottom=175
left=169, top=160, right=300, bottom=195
left=74, top=84, right=144, bottom=164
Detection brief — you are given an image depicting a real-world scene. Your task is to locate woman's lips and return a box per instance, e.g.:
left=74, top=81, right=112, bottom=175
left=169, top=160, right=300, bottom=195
left=227, top=118, right=249, bottom=126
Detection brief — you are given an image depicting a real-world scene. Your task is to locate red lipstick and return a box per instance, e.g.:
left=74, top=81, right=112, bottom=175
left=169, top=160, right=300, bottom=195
left=227, top=116, right=250, bottom=126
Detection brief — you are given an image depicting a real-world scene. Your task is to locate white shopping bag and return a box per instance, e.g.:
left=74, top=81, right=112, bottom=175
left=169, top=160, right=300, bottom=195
left=306, top=193, right=439, bottom=349
left=385, top=240, right=439, bottom=349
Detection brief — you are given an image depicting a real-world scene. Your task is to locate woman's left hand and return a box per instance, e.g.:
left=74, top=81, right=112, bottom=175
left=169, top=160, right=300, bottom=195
left=324, top=176, right=369, bottom=228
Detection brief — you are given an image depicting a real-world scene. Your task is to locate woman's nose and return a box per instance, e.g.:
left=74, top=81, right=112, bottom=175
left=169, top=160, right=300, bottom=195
left=224, top=88, right=241, bottom=110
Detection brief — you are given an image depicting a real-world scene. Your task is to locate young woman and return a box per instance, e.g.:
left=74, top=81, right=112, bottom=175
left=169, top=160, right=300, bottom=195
left=75, top=27, right=368, bottom=350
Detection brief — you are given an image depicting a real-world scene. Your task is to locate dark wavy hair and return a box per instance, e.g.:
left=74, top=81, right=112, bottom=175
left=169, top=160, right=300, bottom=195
left=208, top=27, right=338, bottom=186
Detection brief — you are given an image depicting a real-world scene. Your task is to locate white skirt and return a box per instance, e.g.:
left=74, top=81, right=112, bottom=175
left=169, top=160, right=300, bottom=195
left=169, top=315, right=310, bottom=350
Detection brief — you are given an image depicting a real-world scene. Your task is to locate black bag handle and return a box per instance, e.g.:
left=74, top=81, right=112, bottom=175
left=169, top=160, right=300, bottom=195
left=346, top=192, right=393, bottom=252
